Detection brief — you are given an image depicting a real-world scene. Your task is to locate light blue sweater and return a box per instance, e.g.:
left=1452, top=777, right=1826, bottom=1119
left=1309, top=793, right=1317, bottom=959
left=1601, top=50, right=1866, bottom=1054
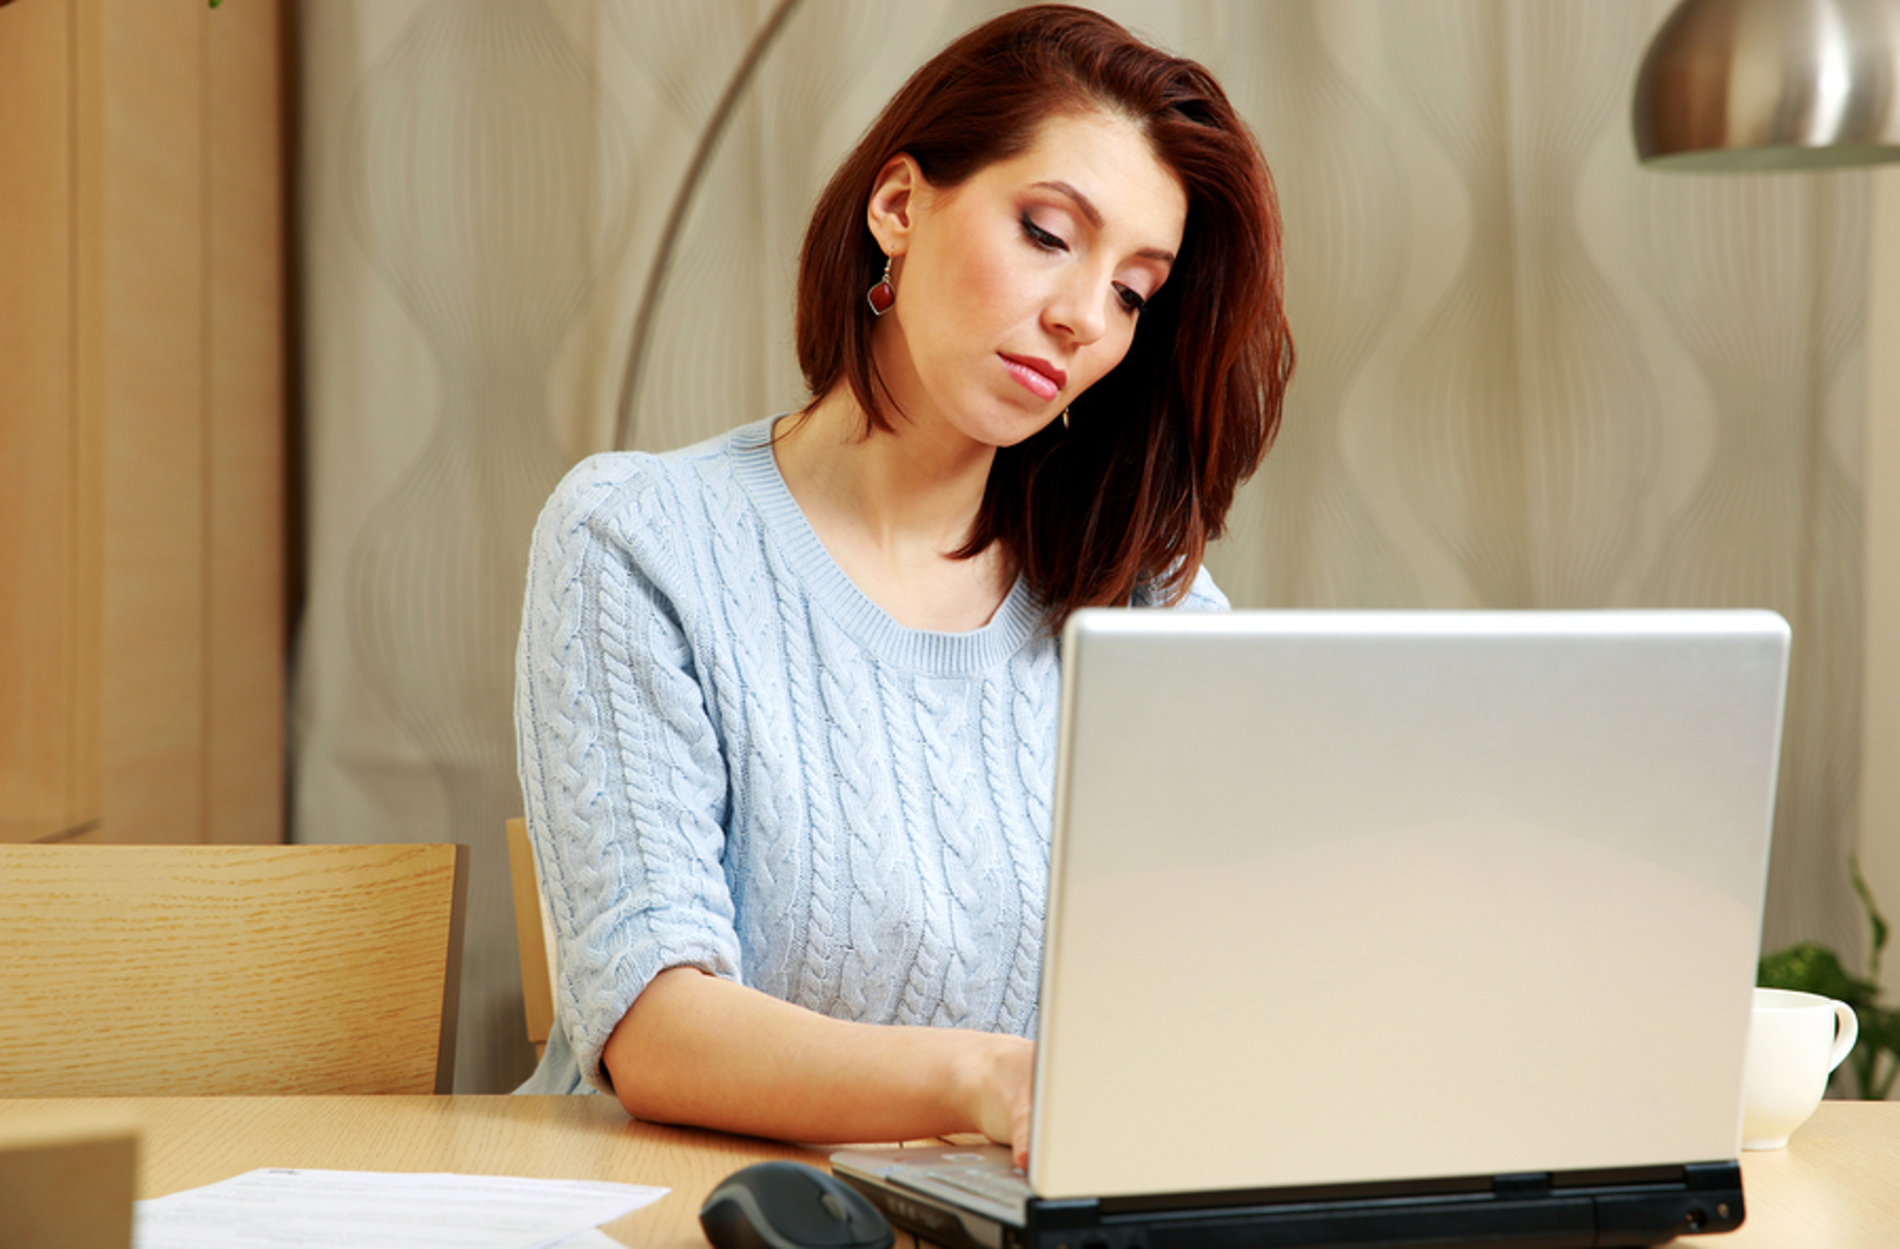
left=514, top=418, right=1226, bottom=1094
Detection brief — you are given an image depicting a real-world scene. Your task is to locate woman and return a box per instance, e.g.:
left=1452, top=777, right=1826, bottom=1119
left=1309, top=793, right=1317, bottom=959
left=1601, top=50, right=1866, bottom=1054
left=513, top=5, right=1292, bottom=1166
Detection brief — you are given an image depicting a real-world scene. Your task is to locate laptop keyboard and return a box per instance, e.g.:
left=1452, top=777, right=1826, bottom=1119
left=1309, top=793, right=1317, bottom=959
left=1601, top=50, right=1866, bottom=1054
left=911, top=1163, right=1031, bottom=1205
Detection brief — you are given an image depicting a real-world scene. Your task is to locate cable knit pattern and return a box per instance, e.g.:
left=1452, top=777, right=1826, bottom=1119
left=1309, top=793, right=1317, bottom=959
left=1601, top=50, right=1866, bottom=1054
left=514, top=417, right=1228, bottom=1094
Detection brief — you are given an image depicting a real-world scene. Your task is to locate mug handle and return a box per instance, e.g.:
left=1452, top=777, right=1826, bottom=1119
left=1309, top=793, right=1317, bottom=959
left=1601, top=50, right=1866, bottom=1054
left=1826, top=1000, right=1860, bottom=1074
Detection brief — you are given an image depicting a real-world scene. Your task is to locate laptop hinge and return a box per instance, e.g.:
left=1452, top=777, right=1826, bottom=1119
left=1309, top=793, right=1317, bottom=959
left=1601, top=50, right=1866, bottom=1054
left=1491, top=1173, right=1553, bottom=1198
left=1094, top=1173, right=1487, bottom=1217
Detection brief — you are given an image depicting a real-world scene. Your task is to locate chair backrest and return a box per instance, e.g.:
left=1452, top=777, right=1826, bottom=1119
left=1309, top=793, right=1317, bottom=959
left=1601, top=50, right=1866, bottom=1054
left=0, top=843, right=467, bottom=1096
left=505, top=818, right=557, bottom=1059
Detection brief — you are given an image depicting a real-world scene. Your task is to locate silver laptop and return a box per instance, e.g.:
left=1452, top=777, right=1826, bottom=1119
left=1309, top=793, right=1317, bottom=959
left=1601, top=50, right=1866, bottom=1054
left=836, top=609, right=1790, bottom=1248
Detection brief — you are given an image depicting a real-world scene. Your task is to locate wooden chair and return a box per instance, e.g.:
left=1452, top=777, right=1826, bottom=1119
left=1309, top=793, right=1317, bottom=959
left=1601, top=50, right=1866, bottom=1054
left=0, top=1108, right=136, bottom=1249
left=506, top=818, right=558, bottom=1060
left=0, top=843, right=468, bottom=1096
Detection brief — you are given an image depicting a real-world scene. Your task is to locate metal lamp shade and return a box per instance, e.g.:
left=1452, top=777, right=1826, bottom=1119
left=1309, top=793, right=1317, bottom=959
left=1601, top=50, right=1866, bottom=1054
left=1634, top=0, right=1900, bottom=169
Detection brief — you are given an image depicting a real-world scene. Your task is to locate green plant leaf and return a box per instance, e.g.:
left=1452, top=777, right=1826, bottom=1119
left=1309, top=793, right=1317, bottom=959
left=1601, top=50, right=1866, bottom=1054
left=1851, top=854, right=1890, bottom=982
left=1859, top=1004, right=1900, bottom=1061
left=1758, top=942, right=1879, bottom=1008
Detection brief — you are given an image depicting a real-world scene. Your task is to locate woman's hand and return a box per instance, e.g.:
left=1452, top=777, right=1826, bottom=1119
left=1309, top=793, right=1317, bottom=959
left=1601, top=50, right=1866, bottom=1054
left=604, top=967, right=1037, bottom=1155
left=955, top=1031, right=1036, bottom=1169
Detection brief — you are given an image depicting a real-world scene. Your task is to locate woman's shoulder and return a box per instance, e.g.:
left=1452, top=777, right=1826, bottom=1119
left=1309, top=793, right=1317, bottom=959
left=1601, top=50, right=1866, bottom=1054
left=1177, top=564, right=1230, bottom=611
left=1131, top=562, right=1230, bottom=611
left=534, top=419, right=773, bottom=548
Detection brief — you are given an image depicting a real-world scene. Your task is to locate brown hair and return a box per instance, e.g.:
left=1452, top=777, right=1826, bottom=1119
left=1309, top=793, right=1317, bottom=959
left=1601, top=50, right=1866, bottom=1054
left=795, top=4, right=1292, bottom=631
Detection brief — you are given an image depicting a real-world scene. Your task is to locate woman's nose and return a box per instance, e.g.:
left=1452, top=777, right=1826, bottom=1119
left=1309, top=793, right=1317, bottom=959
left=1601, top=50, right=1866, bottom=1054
left=1044, top=275, right=1110, bottom=346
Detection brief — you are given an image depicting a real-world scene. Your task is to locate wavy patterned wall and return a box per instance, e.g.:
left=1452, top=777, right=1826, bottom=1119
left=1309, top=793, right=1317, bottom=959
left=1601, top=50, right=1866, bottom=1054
left=297, top=0, right=1870, bottom=1091
left=1222, top=0, right=1867, bottom=966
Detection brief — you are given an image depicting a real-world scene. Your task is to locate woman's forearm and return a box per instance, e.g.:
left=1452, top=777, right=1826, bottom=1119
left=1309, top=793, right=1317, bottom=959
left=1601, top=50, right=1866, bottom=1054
left=602, top=966, right=1033, bottom=1157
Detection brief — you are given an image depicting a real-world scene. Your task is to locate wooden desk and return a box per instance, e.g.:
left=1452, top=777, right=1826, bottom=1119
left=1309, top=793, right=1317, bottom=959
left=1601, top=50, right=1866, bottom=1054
left=0, top=1095, right=815, bottom=1249
left=1, top=1096, right=1894, bottom=1247
left=1683, top=1101, right=1900, bottom=1247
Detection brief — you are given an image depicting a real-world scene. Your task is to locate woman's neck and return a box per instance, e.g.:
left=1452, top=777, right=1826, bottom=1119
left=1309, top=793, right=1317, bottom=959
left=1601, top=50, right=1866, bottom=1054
left=776, top=388, right=993, bottom=554
left=772, top=390, right=1011, bottom=632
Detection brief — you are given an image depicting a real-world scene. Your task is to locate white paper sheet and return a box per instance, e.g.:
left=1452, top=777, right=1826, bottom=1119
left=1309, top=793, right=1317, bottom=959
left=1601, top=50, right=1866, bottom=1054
left=542, top=1233, right=630, bottom=1249
left=133, top=1167, right=668, bottom=1249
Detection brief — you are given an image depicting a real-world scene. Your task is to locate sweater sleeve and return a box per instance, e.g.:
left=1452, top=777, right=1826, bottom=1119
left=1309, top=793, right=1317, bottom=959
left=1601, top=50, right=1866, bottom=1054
left=514, top=454, right=743, bottom=1093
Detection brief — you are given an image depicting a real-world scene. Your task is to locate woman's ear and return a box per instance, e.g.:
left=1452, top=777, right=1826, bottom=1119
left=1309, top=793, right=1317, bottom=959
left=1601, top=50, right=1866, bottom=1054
left=866, top=153, right=924, bottom=258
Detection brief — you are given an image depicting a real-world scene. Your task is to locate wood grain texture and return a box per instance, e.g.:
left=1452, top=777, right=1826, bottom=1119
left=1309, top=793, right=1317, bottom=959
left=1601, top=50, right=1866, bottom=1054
left=0, top=1095, right=902, bottom=1249
left=0, top=0, right=85, bottom=841
left=69, top=0, right=106, bottom=846
left=2, top=0, right=285, bottom=849
left=93, top=0, right=207, bottom=846
left=203, top=0, right=286, bottom=846
left=0, top=843, right=467, bottom=1096
left=1683, top=1102, right=1900, bottom=1247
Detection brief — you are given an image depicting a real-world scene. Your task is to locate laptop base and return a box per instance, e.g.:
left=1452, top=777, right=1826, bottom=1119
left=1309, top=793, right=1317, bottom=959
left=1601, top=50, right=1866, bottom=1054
left=833, top=1152, right=1743, bottom=1249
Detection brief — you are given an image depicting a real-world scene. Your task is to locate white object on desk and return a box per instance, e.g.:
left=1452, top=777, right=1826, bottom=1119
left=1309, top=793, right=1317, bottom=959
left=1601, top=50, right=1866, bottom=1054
left=1741, top=987, right=1859, bottom=1150
left=133, top=1168, right=667, bottom=1249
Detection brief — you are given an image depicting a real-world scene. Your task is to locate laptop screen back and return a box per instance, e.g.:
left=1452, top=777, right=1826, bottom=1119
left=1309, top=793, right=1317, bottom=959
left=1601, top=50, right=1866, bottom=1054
left=1031, top=610, right=1789, bottom=1200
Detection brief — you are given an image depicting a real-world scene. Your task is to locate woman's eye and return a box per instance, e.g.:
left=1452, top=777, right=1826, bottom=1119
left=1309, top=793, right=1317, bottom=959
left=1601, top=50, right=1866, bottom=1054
left=1020, top=213, right=1067, bottom=252
left=1115, top=284, right=1147, bottom=314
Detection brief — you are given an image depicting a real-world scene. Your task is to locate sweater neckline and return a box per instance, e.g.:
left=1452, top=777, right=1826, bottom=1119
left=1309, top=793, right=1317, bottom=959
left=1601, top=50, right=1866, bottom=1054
left=724, top=417, right=1043, bottom=673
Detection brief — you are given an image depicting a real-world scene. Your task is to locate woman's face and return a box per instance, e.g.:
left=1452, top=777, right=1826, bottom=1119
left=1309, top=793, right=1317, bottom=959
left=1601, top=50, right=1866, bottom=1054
left=871, top=108, right=1187, bottom=451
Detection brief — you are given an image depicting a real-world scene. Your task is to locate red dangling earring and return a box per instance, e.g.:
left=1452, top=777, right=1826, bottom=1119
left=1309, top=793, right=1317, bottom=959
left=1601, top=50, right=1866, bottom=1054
left=866, top=255, right=895, bottom=316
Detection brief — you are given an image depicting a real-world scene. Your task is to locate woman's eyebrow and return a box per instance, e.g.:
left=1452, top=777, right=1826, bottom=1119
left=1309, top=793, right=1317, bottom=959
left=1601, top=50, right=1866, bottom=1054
left=1030, top=179, right=1176, bottom=264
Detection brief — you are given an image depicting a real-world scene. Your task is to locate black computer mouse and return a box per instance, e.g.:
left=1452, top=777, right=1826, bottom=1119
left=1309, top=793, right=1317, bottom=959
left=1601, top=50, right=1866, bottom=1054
left=699, top=1160, right=894, bottom=1249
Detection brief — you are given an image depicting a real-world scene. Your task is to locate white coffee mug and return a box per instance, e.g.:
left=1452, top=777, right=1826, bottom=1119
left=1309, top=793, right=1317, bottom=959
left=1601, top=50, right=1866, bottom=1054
left=1740, top=987, right=1858, bottom=1150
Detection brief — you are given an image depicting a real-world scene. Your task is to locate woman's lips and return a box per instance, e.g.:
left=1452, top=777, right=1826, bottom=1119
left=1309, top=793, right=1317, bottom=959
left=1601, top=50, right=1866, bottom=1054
left=1000, top=353, right=1065, bottom=403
